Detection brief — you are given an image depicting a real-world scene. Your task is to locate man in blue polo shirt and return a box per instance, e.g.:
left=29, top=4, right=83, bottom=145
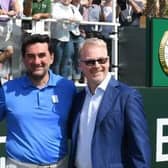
left=0, top=34, right=76, bottom=168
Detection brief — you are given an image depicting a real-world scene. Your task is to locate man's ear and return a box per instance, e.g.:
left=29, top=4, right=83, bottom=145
left=50, top=53, right=54, bottom=64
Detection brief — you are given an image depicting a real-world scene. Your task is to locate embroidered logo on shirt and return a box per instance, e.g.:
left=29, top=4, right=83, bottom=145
left=51, top=95, right=59, bottom=103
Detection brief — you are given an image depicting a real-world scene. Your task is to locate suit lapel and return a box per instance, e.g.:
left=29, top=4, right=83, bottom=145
left=95, top=78, right=120, bottom=127
left=72, top=90, right=86, bottom=140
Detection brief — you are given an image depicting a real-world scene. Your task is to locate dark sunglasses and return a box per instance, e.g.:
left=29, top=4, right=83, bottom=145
left=80, top=57, right=108, bottom=66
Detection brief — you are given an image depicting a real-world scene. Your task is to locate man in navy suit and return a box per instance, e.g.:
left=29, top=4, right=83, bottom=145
left=69, top=38, right=151, bottom=168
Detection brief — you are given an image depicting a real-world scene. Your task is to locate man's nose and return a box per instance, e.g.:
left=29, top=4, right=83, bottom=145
left=94, top=60, right=100, bottom=67
left=34, top=56, right=41, bottom=64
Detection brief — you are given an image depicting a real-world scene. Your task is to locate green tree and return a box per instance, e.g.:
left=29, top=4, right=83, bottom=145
left=145, top=0, right=158, bottom=17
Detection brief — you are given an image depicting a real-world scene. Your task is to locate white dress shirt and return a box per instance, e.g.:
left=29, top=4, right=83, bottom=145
left=75, top=73, right=111, bottom=168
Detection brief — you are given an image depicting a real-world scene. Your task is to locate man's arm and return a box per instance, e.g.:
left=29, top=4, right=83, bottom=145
left=126, top=89, right=151, bottom=167
left=128, top=0, right=144, bottom=14
left=8, top=0, right=20, bottom=16
left=0, top=87, right=6, bottom=122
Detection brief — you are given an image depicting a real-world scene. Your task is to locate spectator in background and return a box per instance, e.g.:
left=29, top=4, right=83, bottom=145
left=119, top=0, right=145, bottom=27
left=0, top=46, right=13, bottom=84
left=23, top=0, right=51, bottom=33
left=32, top=0, right=51, bottom=20
left=101, top=0, right=113, bottom=38
left=71, top=0, right=85, bottom=83
left=0, top=0, right=20, bottom=41
left=0, top=0, right=20, bottom=83
left=23, top=0, right=51, bottom=19
left=79, top=0, right=105, bottom=38
left=101, top=0, right=113, bottom=61
left=51, top=0, right=83, bottom=80
left=0, top=0, right=20, bottom=17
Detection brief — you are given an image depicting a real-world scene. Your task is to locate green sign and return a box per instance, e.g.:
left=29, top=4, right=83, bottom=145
left=151, top=18, right=168, bottom=86
left=139, top=87, right=168, bottom=168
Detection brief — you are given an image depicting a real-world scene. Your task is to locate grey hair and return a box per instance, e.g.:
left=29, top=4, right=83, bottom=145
left=79, top=38, right=107, bottom=57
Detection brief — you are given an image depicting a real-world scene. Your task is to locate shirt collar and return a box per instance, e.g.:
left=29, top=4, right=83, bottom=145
left=22, top=70, right=62, bottom=88
left=97, top=72, right=111, bottom=91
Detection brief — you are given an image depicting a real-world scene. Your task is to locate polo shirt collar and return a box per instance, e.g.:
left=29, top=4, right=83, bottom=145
left=22, top=70, right=61, bottom=88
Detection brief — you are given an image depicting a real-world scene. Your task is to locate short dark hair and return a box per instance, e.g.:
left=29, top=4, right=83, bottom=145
left=21, top=34, right=53, bottom=57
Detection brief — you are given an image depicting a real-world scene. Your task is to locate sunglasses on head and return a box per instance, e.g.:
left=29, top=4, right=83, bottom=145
left=80, top=57, right=108, bottom=66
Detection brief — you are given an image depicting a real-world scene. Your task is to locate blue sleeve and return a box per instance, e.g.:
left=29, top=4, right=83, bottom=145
left=0, top=86, right=6, bottom=121
left=125, top=89, right=151, bottom=168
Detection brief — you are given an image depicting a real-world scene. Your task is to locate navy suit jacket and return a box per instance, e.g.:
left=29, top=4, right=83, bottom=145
left=69, top=78, right=151, bottom=168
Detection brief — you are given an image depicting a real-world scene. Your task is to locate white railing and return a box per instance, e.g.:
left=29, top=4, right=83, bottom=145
left=111, top=0, right=118, bottom=80
left=0, top=136, right=6, bottom=168
left=0, top=157, right=5, bottom=168
left=0, top=136, right=6, bottom=144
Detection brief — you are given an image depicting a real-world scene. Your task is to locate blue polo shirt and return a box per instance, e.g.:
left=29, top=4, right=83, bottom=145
left=0, top=70, right=76, bottom=165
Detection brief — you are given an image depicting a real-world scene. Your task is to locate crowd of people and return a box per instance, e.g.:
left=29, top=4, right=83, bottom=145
left=0, top=0, right=146, bottom=84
